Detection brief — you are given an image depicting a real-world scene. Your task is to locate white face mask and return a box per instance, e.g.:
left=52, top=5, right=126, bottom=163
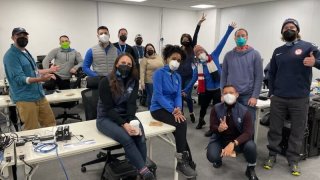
left=223, top=93, right=237, bottom=105
left=99, top=34, right=109, bottom=43
left=169, top=60, right=180, bottom=71
left=198, top=53, right=208, bottom=62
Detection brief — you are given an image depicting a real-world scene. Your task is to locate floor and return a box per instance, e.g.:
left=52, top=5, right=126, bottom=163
left=1, top=99, right=320, bottom=180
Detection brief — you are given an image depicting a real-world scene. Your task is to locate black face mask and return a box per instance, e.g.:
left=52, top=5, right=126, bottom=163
left=17, top=37, right=28, bottom=48
left=147, top=50, right=154, bottom=56
left=182, top=41, right=190, bottom=46
left=120, top=35, right=127, bottom=42
left=136, top=39, right=142, bottom=46
left=282, top=30, right=297, bottom=42
left=116, top=64, right=131, bottom=78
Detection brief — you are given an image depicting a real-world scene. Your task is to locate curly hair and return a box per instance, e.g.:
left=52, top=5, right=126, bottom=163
left=162, top=44, right=186, bottom=63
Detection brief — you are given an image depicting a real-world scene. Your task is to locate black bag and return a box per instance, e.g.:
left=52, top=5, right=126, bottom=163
left=138, top=89, right=147, bottom=107
left=307, top=103, right=320, bottom=157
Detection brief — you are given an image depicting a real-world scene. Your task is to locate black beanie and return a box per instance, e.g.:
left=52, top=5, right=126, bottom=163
left=281, top=18, right=300, bottom=33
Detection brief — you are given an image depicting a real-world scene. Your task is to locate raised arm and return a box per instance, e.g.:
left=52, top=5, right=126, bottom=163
left=211, top=22, right=236, bottom=57
left=192, top=13, right=206, bottom=47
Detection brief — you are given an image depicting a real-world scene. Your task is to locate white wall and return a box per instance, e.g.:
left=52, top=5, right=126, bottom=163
left=0, top=0, right=98, bottom=79
left=215, top=0, right=320, bottom=80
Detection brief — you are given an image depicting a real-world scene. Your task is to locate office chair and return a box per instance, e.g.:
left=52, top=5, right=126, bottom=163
left=80, top=76, right=138, bottom=179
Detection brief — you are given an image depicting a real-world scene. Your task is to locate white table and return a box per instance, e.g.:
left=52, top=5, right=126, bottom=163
left=14, top=111, right=176, bottom=180
left=0, top=140, right=15, bottom=180
left=254, top=99, right=271, bottom=144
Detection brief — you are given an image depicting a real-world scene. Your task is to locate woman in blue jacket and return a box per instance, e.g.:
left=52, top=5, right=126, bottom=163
left=150, top=45, right=197, bottom=179
left=182, top=22, right=236, bottom=137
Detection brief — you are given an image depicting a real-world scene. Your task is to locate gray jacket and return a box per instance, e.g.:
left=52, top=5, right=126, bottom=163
left=91, top=43, right=118, bottom=76
left=42, top=48, right=83, bottom=80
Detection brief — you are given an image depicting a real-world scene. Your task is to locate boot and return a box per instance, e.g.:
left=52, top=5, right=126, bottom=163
left=176, top=151, right=197, bottom=178
left=190, top=113, right=195, bottom=123
left=245, top=166, right=259, bottom=180
left=196, top=117, right=206, bottom=129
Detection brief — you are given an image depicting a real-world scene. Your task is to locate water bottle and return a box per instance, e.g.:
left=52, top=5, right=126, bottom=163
left=70, top=75, right=77, bottom=88
left=81, top=76, right=87, bottom=88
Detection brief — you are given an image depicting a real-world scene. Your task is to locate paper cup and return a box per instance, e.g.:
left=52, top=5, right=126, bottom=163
left=130, top=120, right=141, bottom=135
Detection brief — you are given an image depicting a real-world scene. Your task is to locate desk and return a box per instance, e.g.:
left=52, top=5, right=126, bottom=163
left=0, top=140, right=15, bottom=180
left=14, top=111, right=176, bottom=180
left=254, top=99, right=271, bottom=144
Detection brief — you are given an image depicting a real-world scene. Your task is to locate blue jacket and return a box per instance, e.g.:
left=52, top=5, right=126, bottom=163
left=150, top=65, right=182, bottom=113
left=183, top=25, right=234, bottom=93
left=3, top=44, right=45, bottom=103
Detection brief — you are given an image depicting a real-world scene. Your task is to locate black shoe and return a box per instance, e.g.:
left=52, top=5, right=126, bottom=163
left=204, top=130, right=213, bottom=137
left=212, top=161, right=222, bottom=168
left=196, top=118, right=206, bottom=129
left=190, top=113, right=195, bottom=123
left=245, top=166, right=259, bottom=180
left=189, top=160, right=196, bottom=170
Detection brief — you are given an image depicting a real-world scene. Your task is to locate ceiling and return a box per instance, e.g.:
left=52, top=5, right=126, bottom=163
left=89, top=0, right=282, bottom=10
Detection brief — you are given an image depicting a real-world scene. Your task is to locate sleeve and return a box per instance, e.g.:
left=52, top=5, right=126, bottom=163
left=220, top=54, right=229, bottom=90
left=73, top=50, right=84, bottom=69
left=211, top=25, right=234, bottom=58
left=311, top=44, right=320, bottom=69
left=174, top=74, right=182, bottom=109
left=268, top=52, right=277, bottom=96
left=126, top=80, right=139, bottom=120
left=210, top=107, right=220, bottom=133
left=192, top=25, right=201, bottom=47
left=152, top=70, right=175, bottom=113
left=82, top=48, right=98, bottom=77
left=99, top=77, right=126, bottom=126
left=235, top=111, right=253, bottom=145
left=252, top=51, right=263, bottom=98
left=42, top=49, right=57, bottom=69
left=139, top=58, right=147, bottom=85
left=4, top=54, right=28, bottom=86
left=183, top=68, right=198, bottom=93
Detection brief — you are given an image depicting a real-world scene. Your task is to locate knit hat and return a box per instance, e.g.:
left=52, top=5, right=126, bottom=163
left=281, top=18, right=300, bottom=33
left=194, top=45, right=206, bottom=56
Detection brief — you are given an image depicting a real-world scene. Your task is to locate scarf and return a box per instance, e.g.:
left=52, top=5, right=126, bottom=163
left=197, top=54, right=218, bottom=94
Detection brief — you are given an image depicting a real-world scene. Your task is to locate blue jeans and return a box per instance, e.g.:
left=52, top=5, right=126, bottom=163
left=145, top=83, right=153, bottom=110
left=207, top=134, right=257, bottom=164
left=237, top=94, right=256, bottom=125
left=181, top=77, right=194, bottom=113
left=96, top=117, right=147, bottom=170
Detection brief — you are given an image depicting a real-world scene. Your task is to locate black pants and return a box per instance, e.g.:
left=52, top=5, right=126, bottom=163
left=199, top=89, right=221, bottom=118
left=267, top=96, right=309, bottom=164
left=43, top=74, right=70, bottom=90
left=151, top=109, right=191, bottom=154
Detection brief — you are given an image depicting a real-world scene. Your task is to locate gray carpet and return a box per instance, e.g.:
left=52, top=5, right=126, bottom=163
left=1, top=100, right=320, bottom=180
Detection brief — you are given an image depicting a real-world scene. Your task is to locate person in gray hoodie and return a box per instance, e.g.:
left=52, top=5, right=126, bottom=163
left=221, top=28, right=263, bottom=125
left=42, top=35, right=83, bottom=89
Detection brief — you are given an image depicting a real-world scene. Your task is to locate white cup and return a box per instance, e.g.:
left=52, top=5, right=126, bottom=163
left=129, top=120, right=141, bottom=136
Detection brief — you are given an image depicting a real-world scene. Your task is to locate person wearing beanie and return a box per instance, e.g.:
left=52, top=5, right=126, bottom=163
left=178, top=13, right=206, bottom=124
left=182, top=22, right=236, bottom=137
left=221, top=28, right=263, bottom=131
left=264, top=18, right=320, bottom=176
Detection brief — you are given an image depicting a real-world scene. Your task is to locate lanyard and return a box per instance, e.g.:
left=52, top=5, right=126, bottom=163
left=135, top=46, right=144, bottom=58
left=21, top=50, right=36, bottom=71
left=118, top=43, right=127, bottom=53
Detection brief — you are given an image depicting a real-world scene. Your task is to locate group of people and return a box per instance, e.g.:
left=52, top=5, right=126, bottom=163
left=3, top=14, right=320, bottom=180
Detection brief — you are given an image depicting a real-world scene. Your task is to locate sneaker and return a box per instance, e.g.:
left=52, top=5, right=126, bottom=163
left=212, top=161, right=222, bottom=168
left=245, top=166, right=259, bottom=180
left=289, top=163, right=301, bottom=176
left=190, top=113, right=195, bottom=123
left=263, top=156, right=276, bottom=170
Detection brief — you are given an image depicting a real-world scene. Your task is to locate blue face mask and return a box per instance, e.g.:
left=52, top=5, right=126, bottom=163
left=236, top=37, right=247, bottom=47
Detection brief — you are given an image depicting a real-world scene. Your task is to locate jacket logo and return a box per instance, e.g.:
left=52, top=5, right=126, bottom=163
left=295, top=49, right=302, bottom=55
left=275, top=53, right=282, bottom=56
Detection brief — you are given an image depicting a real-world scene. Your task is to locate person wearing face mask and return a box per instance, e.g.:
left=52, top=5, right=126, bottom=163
left=150, top=45, right=197, bottom=178
left=221, top=28, right=263, bottom=129
left=3, top=27, right=58, bottom=130
left=182, top=22, right=236, bottom=136
left=96, top=53, right=155, bottom=180
left=178, top=13, right=206, bottom=123
left=139, top=43, right=164, bottom=109
left=207, top=85, right=259, bottom=180
left=133, top=34, right=145, bottom=63
left=42, top=35, right=83, bottom=90
left=83, top=26, right=120, bottom=77
left=113, top=28, right=139, bottom=72
left=264, top=18, right=320, bottom=176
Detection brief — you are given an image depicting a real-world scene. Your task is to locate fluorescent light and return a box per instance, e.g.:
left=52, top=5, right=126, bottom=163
left=191, top=4, right=215, bottom=9
left=123, top=0, right=147, bottom=2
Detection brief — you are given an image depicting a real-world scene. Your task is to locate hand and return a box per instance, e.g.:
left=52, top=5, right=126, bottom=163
left=181, top=91, right=187, bottom=97
left=221, top=142, right=235, bottom=157
left=303, top=52, right=316, bottom=67
left=230, top=22, right=237, bottom=29
left=49, top=65, right=59, bottom=73
left=198, top=13, right=207, bottom=25
left=69, top=68, right=77, bottom=74
left=172, top=107, right=182, bottom=116
left=122, top=123, right=137, bottom=136
left=174, top=113, right=186, bottom=123
left=218, top=116, right=228, bottom=132
left=248, top=98, right=257, bottom=107
left=40, top=73, right=56, bottom=81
